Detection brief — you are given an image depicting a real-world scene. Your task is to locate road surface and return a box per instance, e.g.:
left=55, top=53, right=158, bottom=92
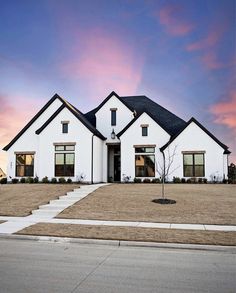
left=0, top=238, right=235, bottom=292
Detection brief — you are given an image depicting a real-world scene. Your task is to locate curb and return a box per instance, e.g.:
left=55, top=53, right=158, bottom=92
left=0, top=233, right=235, bottom=252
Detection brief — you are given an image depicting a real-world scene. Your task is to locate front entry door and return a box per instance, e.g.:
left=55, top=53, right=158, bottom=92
left=114, top=155, right=121, bottom=182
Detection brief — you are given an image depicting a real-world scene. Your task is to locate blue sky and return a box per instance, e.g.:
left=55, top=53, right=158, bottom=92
left=0, top=0, right=235, bottom=171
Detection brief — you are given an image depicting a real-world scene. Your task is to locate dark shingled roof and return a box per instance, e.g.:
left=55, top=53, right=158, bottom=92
left=85, top=94, right=187, bottom=136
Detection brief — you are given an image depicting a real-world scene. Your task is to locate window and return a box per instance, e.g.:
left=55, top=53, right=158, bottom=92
left=62, top=123, right=68, bottom=133
left=16, top=154, right=34, bottom=177
left=111, top=110, right=116, bottom=126
left=142, top=126, right=148, bottom=136
left=135, top=147, right=155, bottom=177
left=55, top=145, right=75, bottom=176
left=183, top=153, right=205, bottom=177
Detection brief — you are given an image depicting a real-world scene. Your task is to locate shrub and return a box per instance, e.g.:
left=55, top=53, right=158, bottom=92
left=67, top=178, right=72, bottom=183
left=203, top=178, right=208, bottom=184
left=133, top=177, right=142, bottom=183
left=12, top=178, right=19, bottom=184
left=181, top=178, right=186, bottom=183
left=173, top=177, right=181, bottom=183
left=51, top=177, right=58, bottom=184
left=0, top=177, right=7, bottom=184
left=186, top=178, right=191, bottom=183
left=26, top=177, right=34, bottom=183
left=33, top=176, right=39, bottom=183
left=198, top=178, right=203, bottom=184
left=42, top=176, right=49, bottom=183
left=152, top=178, right=160, bottom=183
left=222, top=179, right=228, bottom=184
left=20, top=177, right=26, bottom=183
left=58, top=177, right=66, bottom=184
left=143, top=178, right=151, bottom=183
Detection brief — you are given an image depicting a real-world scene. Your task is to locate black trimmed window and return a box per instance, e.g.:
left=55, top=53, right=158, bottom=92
left=16, top=154, right=34, bottom=177
left=183, top=153, right=205, bottom=177
left=111, top=110, right=116, bottom=126
left=62, top=123, right=68, bottom=133
left=135, top=147, right=155, bottom=177
left=55, top=145, right=75, bottom=176
left=142, top=126, right=148, bottom=136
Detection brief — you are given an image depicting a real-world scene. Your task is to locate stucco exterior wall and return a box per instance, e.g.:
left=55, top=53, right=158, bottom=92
left=120, top=112, right=170, bottom=181
left=165, top=122, right=227, bottom=181
left=95, top=95, right=133, bottom=142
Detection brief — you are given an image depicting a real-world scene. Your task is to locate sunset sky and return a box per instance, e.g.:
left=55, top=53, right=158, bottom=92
left=0, top=0, right=235, bottom=172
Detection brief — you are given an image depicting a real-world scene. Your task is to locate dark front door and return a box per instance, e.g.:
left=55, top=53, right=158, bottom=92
left=114, top=155, right=121, bottom=182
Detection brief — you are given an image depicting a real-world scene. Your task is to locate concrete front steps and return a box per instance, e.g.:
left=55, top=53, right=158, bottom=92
left=30, top=183, right=108, bottom=219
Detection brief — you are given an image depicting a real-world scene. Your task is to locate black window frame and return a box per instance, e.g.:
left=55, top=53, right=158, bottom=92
left=15, top=154, right=34, bottom=177
left=111, top=110, right=116, bottom=126
left=62, top=123, right=68, bottom=133
left=142, top=126, right=148, bottom=136
left=55, top=153, right=75, bottom=177
left=183, top=153, right=205, bottom=177
left=135, top=147, right=155, bottom=177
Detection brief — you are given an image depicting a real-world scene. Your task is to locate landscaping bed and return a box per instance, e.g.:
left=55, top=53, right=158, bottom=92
left=0, top=184, right=79, bottom=216
left=16, top=222, right=236, bottom=246
left=57, top=184, right=236, bottom=225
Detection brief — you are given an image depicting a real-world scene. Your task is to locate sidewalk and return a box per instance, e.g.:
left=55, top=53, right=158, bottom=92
left=0, top=183, right=236, bottom=235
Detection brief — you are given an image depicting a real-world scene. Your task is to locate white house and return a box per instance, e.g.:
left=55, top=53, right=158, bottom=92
left=3, top=91, right=230, bottom=182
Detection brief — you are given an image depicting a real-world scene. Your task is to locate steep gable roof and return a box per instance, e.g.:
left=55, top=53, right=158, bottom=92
left=160, top=117, right=230, bottom=152
left=3, top=93, right=105, bottom=151
left=85, top=93, right=187, bottom=136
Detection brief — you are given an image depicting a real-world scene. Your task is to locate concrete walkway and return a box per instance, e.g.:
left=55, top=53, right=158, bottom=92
left=0, top=183, right=236, bottom=235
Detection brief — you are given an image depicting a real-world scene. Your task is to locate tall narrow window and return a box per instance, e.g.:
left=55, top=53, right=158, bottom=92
left=183, top=153, right=205, bottom=177
left=111, top=110, right=116, bottom=126
left=135, top=147, right=155, bottom=177
left=62, top=123, right=68, bottom=133
left=55, top=145, right=75, bottom=176
left=16, top=154, right=34, bottom=177
left=142, top=126, right=148, bottom=136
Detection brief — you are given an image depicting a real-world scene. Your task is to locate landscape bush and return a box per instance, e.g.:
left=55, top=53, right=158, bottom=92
left=51, top=177, right=58, bottom=184
left=152, top=178, right=161, bottom=183
left=181, top=178, right=186, bottom=183
left=133, top=177, right=142, bottom=183
left=58, top=177, right=66, bottom=183
left=143, top=178, right=151, bottom=183
left=203, top=178, right=208, bottom=184
left=67, top=178, right=72, bottom=183
left=26, top=177, right=34, bottom=183
left=0, top=177, right=7, bottom=184
left=42, top=176, right=49, bottom=183
left=20, top=177, right=26, bottom=183
left=12, top=178, right=19, bottom=184
left=198, top=178, right=203, bottom=184
left=33, top=176, right=39, bottom=183
left=173, top=177, right=181, bottom=183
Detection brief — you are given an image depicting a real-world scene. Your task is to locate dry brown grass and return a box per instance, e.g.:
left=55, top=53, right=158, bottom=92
left=0, top=184, right=79, bottom=216
left=57, top=184, right=236, bottom=225
left=17, top=222, right=236, bottom=246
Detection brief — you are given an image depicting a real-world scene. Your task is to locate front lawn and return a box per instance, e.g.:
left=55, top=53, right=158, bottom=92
left=57, top=184, right=236, bottom=225
left=0, top=184, right=79, bottom=217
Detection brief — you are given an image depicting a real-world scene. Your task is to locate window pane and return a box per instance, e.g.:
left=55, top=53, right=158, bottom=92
left=16, top=165, right=24, bottom=177
left=145, top=155, right=155, bottom=177
left=65, top=145, right=75, bottom=151
left=25, top=155, right=34, bottom=165
left=135, top=147, right=155, bottom=153
left=135, top=155, right=145, bottom=167
left=55, top=165, right=65, bottom=177
left=111, top=110, right=116, bottom=126
left=136, top=166, right=145, bottom=177
left=142, top=127, right=148, bottom=136
left=55, top=146, right=65, bottom=151
left=62, top=123, right=68, bottom=133
left=55, top=154, right=64, bottom=165
left=184, top=154, right=193, bottom=165
left=145, top=147, right=154, bottom=153
left=135, top=148, right=145, bottom=153
left=184, top=165, right=193, bottom=177
left=16, top=155, right=25, bottom=165
left=194, top=154, right=204, bottom=164
left=65, top=153, right=74, bottom=164
left=25, top=165, right=34, bottom=177
left=194, top=165, right=204, bottom=177
left=65, top=165, right=74, bottom=176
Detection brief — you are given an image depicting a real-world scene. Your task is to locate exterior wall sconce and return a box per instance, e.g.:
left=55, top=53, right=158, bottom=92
left=111, top=129, right=116, bottom=139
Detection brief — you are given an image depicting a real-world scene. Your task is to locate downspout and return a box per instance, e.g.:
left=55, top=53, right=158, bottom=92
left=91, top=134, right=95, bottom=184
left=160, top=148, right=165, bottom=199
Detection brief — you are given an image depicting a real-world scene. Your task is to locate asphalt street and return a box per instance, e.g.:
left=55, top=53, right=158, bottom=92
left=0, top=238, right=235, bottom=293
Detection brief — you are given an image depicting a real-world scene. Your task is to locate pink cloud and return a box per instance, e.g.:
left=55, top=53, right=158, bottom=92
left=61, top=29, right=143, bottom=99
left=158, top=4, right=195, bottom=36
left=210, top=90, right=236, bottom=131
left=201, top=51, right=228, bottom=70
left=0, top=94, right=40, bottom=172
